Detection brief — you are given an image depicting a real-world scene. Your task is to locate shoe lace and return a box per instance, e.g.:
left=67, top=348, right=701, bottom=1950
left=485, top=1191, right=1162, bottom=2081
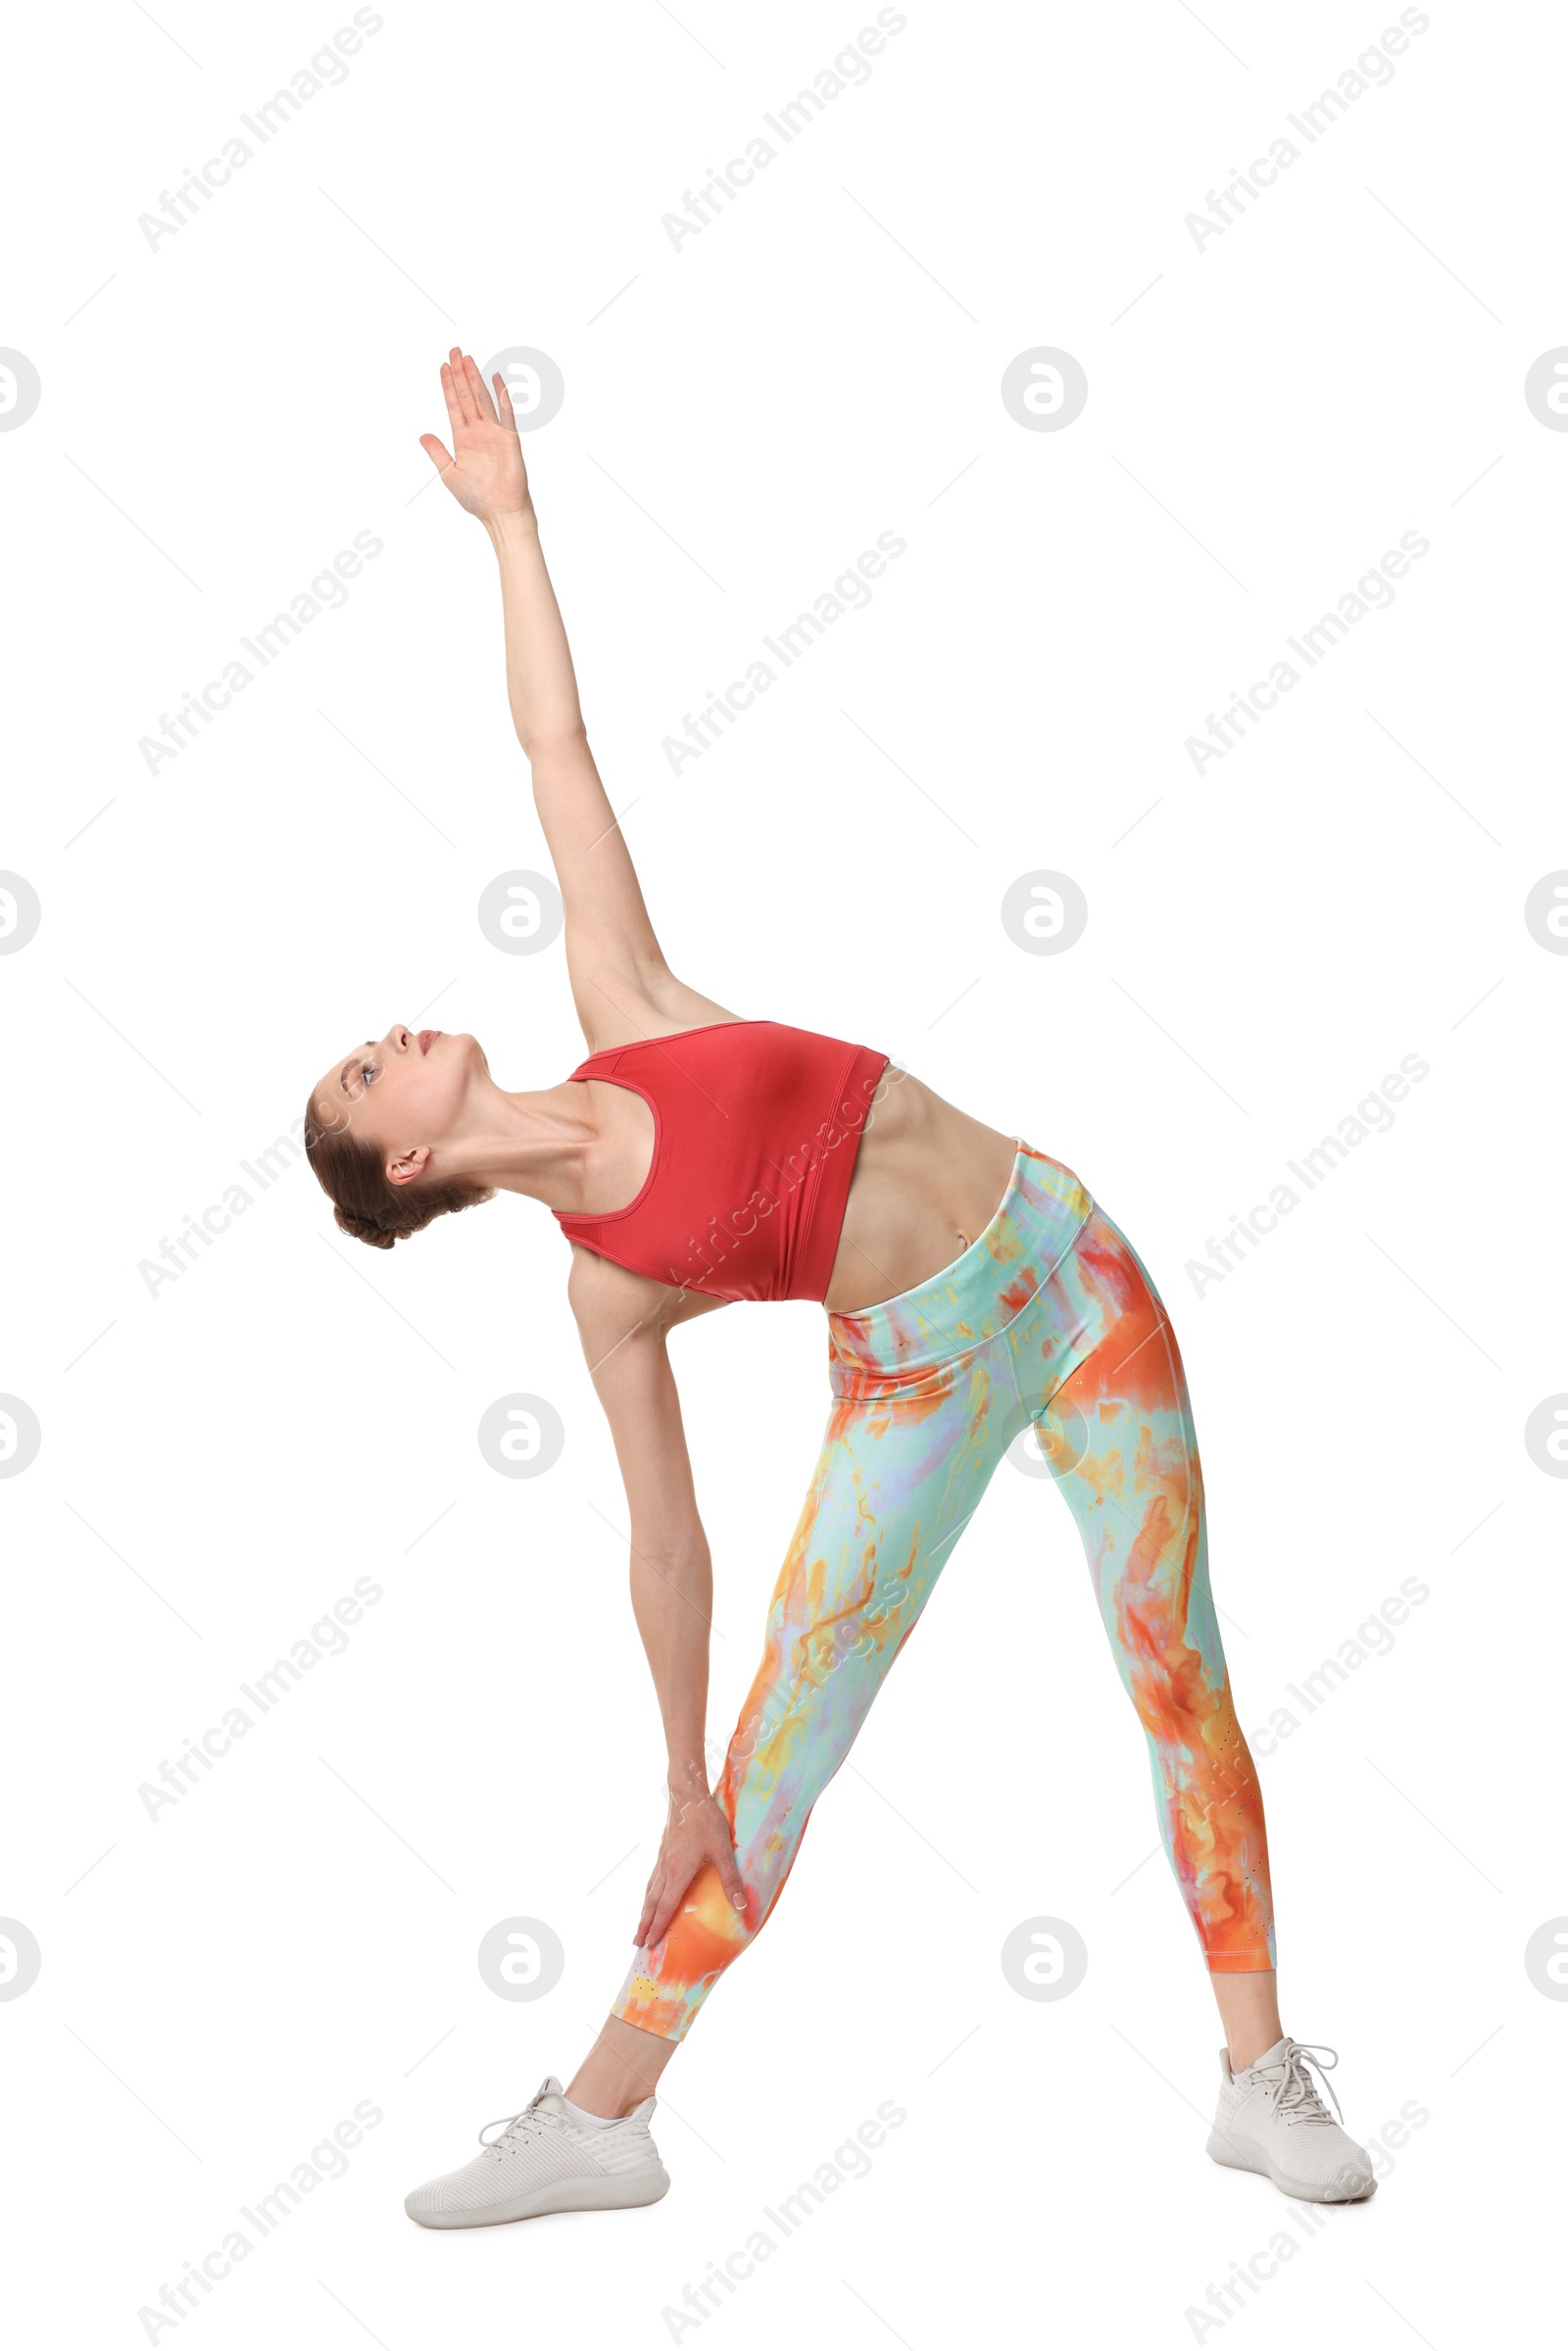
left=477, top=2084, right=564, bottom=2162
left=1265, top=2041, right=1345, bottom=2129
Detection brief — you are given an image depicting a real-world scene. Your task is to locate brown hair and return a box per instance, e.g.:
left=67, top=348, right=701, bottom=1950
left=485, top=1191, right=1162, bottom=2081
left=304, top=1092, right=495, bottom=1250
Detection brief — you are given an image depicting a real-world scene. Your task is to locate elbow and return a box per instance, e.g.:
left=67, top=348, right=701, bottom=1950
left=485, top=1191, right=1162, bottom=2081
left=628, top=1531, right=710, bottom=1576
left=518, top=716, right=590, bottom=763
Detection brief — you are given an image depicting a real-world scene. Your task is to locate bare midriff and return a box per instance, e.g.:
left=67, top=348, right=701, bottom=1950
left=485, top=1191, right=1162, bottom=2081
left=824, top=1069, right=1020, bottom=1316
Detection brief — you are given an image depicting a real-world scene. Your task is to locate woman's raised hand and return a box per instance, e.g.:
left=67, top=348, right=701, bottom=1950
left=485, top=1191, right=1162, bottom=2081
left=419, top=348, right=531, bottom=524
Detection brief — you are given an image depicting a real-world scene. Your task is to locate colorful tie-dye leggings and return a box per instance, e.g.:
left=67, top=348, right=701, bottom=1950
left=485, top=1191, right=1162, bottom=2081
left=611, top=1144, right=1276, bottom=2042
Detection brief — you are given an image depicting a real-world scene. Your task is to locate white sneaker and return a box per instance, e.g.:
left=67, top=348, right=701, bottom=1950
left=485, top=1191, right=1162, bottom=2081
left=404, top=2075, right=671, bottom=2229
left=1206, top=2038, right=1377, bottom=2203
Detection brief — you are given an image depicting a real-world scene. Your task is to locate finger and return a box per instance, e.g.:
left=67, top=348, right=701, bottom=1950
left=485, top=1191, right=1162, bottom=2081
left=713, top=1845, right=749, bottom=1916
left=703, top=1815, right=748, bottom=1913
left=438, top=362, right=465, bottom=440
left=633, top=1868, right=662, bottom=1942
left=463, top=350, right=499, bottom=424
left=418, top=433, right=454, bottom=474
left=493, top=372, right=517, bottom=429
left=646, top=1887, right=680, bottom=1950
left=446, top=348, right=478, bottom=427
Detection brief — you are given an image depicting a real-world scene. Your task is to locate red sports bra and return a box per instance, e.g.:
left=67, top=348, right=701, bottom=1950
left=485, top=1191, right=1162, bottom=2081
left=553, top=1020, right=891, bottom=1301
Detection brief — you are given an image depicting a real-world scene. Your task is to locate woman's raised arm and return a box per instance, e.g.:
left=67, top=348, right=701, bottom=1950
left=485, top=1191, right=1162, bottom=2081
left=420, top=350, right=718, bottom=1047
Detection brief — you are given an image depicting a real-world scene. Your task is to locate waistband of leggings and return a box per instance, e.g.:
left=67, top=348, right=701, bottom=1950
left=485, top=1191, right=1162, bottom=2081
left=826, top=1143, right=1094, bottom=1378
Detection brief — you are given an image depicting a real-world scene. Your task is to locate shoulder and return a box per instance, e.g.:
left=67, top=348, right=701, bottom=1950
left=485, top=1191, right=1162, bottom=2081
left=565, top=1244, right=666, bottom=1344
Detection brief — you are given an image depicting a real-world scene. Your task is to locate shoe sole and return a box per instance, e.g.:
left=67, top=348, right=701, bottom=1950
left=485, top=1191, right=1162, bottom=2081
left=406, top=2166, right=671, bottom=2229
left=1206, top=2131, right=1376, bottom=2204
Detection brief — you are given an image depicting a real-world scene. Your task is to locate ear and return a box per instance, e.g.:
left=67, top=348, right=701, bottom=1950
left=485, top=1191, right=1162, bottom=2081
left=385, top=1145, right=431, bottom=1189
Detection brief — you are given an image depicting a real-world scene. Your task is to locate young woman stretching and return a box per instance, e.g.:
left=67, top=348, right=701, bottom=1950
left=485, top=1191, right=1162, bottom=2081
left=305, top=353, right=1376, bottom=2227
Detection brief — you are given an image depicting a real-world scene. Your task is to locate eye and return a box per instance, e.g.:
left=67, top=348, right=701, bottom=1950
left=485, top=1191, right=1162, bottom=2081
left=361, top=1060, right=378, bottom=1086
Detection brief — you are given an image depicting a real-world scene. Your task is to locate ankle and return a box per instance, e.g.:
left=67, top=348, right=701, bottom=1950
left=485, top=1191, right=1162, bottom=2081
left=564, top=2069, right=637, bottom=2120
left=568, top=2012, right=677, bottom=2119
left=565, top=2091, right=630, bottom=2120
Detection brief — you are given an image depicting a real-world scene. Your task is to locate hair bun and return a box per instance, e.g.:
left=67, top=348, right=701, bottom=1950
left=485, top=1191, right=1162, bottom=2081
left=336, top=1206, right=396, bottom=1250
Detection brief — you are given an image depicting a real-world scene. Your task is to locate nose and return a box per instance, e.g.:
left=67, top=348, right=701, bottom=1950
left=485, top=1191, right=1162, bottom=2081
left=382, top=1024, right=413, bottom=1053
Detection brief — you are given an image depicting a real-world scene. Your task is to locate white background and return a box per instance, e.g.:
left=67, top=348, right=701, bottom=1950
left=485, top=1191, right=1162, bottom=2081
left=3, top=1, right=1562, bottom=2343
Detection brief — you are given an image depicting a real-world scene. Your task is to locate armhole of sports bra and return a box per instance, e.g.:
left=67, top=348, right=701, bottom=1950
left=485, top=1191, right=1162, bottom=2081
left=561, top=1054, right=664, bottom=1227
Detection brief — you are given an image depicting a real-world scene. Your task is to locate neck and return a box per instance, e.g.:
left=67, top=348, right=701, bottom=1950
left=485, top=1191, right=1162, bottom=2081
left=438, top=1077, right=597, bottom=1207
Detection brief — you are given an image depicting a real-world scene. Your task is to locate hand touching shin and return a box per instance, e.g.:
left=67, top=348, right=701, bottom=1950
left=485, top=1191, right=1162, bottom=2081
left=635, top=1788, right=749, bottom=1951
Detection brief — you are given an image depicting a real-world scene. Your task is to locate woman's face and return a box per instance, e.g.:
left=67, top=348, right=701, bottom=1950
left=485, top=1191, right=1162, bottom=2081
left=312, top=1025, right=487, bottom=1179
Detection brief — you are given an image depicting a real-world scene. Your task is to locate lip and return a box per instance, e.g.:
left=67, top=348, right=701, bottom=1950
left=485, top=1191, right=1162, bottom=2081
left=417, top=1030, right=441, bottom=1055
